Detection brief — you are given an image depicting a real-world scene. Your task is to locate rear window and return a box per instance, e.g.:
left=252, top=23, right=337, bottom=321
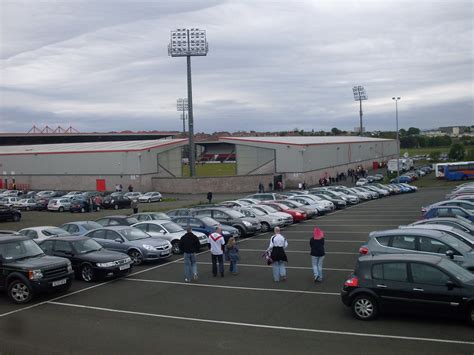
left=375, top=236, right=390, bottom=246
left=372, top=263, right=408, bottom=282
left=391, top=235, right=416, bottom=250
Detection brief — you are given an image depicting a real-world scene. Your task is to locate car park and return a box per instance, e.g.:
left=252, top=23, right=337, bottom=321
left=95, top=215, right=139, bottom=227
left=130, top=212, right=171, bottom=221
left=85, top=226, right=172, bottom=265
left=13, top=198, right=38, bottom=211
left=260, top=201, right=307, bottom=222
left=171, top=216, right=240, bottom=241
left=275, top=199, right=316, bottom=218
left=359, top=228, right=474, bottom=271
left=38, top=236, right=133, bottom=282
left=423, top=206, right=474, bottom=223
left=251, top=204, right=294, bottom=226
left=341, top=254, right=474, bottom=325
left=47, top=198, right=72, bottom=212
left=60, top=221, right=103, bottom=235
left=0, top=235, right=73, bottom=304
left=132, top=220, right=209, bottom=254
left=102, top=195, right=131, bottom=210
left=19, top=226, right=71, bottom=241
left=0, top=206, right=21, bottom=222
left=235, top=206, right=283, bottom=232
left=192, top=207, right=261, bottom=237
left=138, top=192, right=162, bottom=203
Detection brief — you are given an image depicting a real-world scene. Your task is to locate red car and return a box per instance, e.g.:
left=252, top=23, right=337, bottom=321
left=260, top=202, right=307, bottom=222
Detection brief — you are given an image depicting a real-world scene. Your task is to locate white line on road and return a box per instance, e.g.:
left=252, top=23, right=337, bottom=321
left=239, top=249, right=358, bottom=255
left=179, top=261, right=352, bottom=272
left=286, top=231, right=368, bottom=234
left=46, top=301, right=474, bottom=346
left=241, top=239, right=366, bottom=243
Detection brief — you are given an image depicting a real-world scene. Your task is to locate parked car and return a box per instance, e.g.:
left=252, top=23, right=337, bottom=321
left=423, top=206, right=474, bottom=223
left=130, top=212, right=171, bottom=221
left=192, top=207, right=261, bottom=237
left=410, top=217, right=474, bottom=236
left=245, top=193, right=286, bottom=201
left=13, top=198, right=38, bottom=211
left=373, top=173, right=384, bottom=181
left=275, top=199, right=316, bottom=218
left=84, top=226, right=172, bottom=265
left=102, top=195, right=131, bottom=210
left=47, top=198, right=72, bottom=212
left=356, top=178, right=369, bottom=186
left=138, top=192, right=162, bottom=203
left=133, top=220, right=208, bottom=253
left=340, top=253, right=474, bottom=325
left=235, top=206, right=283, bottom=232
left=35, top=191, right=58, bottom=199
left=63, top=191, right=84, bottom=199
left=60, top=221, right=103, bottom=235
left=359, top=228, right=474, bottom=271
left=0, top=235, right=73, bottom=303
left=38, top=236, right=133, bottom=282
left=0, top=197, right=19, bottom=207
left=327, top=189, right=359, bottom=204
left=260, top=202, right=307, bottom=222
left=422, top=200, right=474, bottom=214
left=171, top=216, right=240, bottom=241
left=19, top=226, right=71, bottom=241
left=69, top=198, right=98, bottom=213
left=123, top=192, right=142, bottom=200
left=251, top=204, right=294, bottom=226
left=218, top=200, right=252, bottom=208
left=289, top=195, right=334, bottom=213
left=166, top=208, right=192, bottom=217
left=399, top=224, right=474, bottom=247
left=453, top=194, right=474, bottom=204
left=309, top=192, right=346, bottom=209
left=95, top=215, right=139, bottom=227
left=390, top=176, right=412, bottom=184
left=0, top=206, right=21, bottom=222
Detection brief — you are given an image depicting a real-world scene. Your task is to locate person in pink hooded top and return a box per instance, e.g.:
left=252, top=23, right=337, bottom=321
left=309, top=227, right=325, bottom=282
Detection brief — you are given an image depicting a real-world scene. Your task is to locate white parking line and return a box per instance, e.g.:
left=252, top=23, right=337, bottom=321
left=179, top=261, right=353, bottom=272
left=46, top=301, right=474, bottom=346
left=239, top=249, right=358, bottom=255
left=287, top=231, right=368, bottom=234
left=241, top=239, right=366, bottom=243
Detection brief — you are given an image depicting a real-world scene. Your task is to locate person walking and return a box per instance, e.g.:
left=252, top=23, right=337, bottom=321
left=310, top=227, right=325, bottom=282
left=179, top=226, right=201, bottom=282
left=209, top=226, right=225, bottom=277
left=128, top=184, right=134, bottom=192
left=268, top=227, right=288, bottom=282
left=225, top=237, right=240, bottom=275
left=207, top=191, right=213, bottom=204
left=131, top=199, right=139, bottom=214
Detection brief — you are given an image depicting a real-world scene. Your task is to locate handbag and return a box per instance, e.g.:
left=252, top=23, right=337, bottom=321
left=262, top=249, right=273, bottom=265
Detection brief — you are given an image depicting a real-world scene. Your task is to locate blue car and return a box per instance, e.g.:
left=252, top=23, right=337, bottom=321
left=171, top=216, right=240, bottom=242
left=423, top=206, right=474, bottom=223
left=390, top=176, right=412, bottom=183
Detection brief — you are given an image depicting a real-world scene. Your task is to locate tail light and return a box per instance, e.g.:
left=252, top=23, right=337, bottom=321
left=344, top=275, right=359, bottom=287
left=359, top=246, right=369, bottom=255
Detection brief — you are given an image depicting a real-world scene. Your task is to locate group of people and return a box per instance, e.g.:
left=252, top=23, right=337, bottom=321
left=179, top=225, right=326, bottom=283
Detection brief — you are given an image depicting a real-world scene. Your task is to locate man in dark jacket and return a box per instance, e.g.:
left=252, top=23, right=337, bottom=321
left=179, top=226, right=201, bottom=282
left=310, top=227, right=325, bottom=282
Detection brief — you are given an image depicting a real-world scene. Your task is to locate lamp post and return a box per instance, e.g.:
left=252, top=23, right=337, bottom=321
left=176, top=98, right=188, bottom=134
left=392, top=97, right=401, bottom=180
left=168, top=28, right=208, bottom=177
left=353, top=86, right=368, bottom=136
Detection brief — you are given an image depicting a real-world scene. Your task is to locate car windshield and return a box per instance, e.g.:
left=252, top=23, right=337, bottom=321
left=440, top=233, right=472, bottom=253
left=257, top=205, right=277, bottom=213
left=249, top=208, right=265, bottom=216
left=18, top=199, right=28, bottom=203
left=201, top=217, right=219, bottom=226
left=126, top=218, right=139, bottom=225
left=162, top=222, right=184, bottom=233
left=0, top=239, right=44, bottom=260
left=225, top=210, right=246, bottom=218
left=72, top=239, right=102, bottom=254
left=439, top=259, right=474, bottom=283
left=44, top=228, right=69, bottom=236
left=150, top=213, right=169, bottom=220
left=82, top=222, right=103, bottom=231
left=143, top=192, right=154, bottom=196
left=284, top=200, right=302, bottom=208
left=121, top=228, right=150, bottom=241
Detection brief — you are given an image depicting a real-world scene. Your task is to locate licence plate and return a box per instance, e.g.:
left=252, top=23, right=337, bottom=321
left=52, top=279, right=67, bottom=287
left=119, top=264, right=130, bottom=271
left=161, top=251, right=170, bottom=256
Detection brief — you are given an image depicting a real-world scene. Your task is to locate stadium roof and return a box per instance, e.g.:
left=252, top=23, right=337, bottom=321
left=219, top=136, right=393, bottom=146
left=0, top=139, right=187, bottom=156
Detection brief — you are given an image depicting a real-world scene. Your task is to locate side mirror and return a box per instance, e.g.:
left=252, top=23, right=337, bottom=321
left=115, top=238, right=123, bottom=243
left=446, top=280, right=457, bottom=291
left=445, top=250, right=454, bottom=259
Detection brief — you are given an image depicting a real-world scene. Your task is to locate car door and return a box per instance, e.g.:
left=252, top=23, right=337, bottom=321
left=418, top=236, right=464, bottom=264
left=213, top=210, right=232, bottom=226
left=104, top=230, right=126, bottom=252
left=371, top=262, right=414, bottom=310
left=188, top=218, right=207, bottom=235
left=408, top=262, right=463, bottom=315
left=89, top=229, right=109, bottom=248
left=39, top=240, right=55, bottom=256
left=53, top=240, right=79, bottom=269
left=387, top=235, right=417, bottom=254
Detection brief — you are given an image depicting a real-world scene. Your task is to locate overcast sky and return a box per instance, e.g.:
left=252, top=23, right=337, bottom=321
left=0, top=0, right=472, bottom=134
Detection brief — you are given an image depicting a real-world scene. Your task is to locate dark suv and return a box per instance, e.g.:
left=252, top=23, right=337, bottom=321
left=341, top=254, right=474, bottom=325
left=0, top=235, right=74, bottom=303
left=192, top=207, right=261, bottom=237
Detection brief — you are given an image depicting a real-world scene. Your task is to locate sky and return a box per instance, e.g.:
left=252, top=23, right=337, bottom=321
left=0, top=0, right=472, bottom=134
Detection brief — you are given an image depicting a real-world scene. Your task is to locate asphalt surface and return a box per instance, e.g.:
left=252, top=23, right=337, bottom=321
left=1, top=187, right=474, bottom=354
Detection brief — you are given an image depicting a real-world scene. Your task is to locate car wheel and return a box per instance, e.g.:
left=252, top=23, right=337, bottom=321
left=26, top=206, right=30, bottom=211
left=128, top=249, right=143, bottom=265
left=468, top=303, right=474, bottom=326
left=114, top=204, right=119, bottom=210
left=235, top=226, right=245, bottom=238
left=96, top=206, right=100, bottom=212
left=148, top=199, right=151, bottom=203
left=261, top=222, right=270, bottom=233
left=81, top=264, right=94, bottom=282
left=59, top=207, right=64, bottom=212
left=171, top=241, right=181, bottom=254
left=81, top=207, right=85, bottom=213
left=13, top=213, right=20, bottom=222
left=352, top=294, right=378, bottom=321
left=8, top=279, right=33, bottom=304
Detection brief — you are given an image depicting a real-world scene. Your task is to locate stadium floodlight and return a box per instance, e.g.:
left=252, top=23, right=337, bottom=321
left=169, top=28, right=209, bottom=177
left=177, top=98, right=188, bottom=134
left=353, top=86, right=368, bottom=136
left=392, top=97, right=401, bottom=180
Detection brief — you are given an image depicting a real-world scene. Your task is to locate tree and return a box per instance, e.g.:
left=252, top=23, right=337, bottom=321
left=466, top=148, right=474, bottom=161
left=331, top=127, right=342, bottom=135
left=448, top=143, right=465, bottom=161
left=429, top=151, right=440, bottom=161
left=399, top=128, right=407, bottom=137
left=407, top=127, right=420, bottom=135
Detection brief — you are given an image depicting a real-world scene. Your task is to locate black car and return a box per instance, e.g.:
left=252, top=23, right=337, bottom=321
left=0, top=206, right=21, bottom=222
left=35, top=198, right=50, bottom=211
left=70, top=198, right=100, bottom=213
left=341, top=254, right=474, bottom=325
left=171, top=216, right=240, bottom=242
left=95, top=215, right=139, bottom=227
left=0, top=235, right=74, bottom=303
left=38, top=236, right=133, bottom=282
left=102, top=195, right=131, bottom=210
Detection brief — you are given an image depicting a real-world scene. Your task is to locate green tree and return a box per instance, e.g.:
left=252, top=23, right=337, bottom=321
left=449, top=143, right=465, bottom=161
left=429, top=151, right=440, bottom=161
left=399, top=128, right=407, bottom=137
left=466, top=148, right=474, bottom=161
left=407, top=127, right=421, bottom=135
left=331, top=127, right=342, bottom=135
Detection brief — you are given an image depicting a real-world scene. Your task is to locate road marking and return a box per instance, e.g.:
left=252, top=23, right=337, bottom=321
left=286, top=231, right=368, bottom=234
left=46, top=301, right=474, bottom=346
left=241, top=239, right=366, bottom=243
left=179, top=261, right=353, bottom=272
left=292, top=224, right=402, bottom=227
left=239, top=249, right=358, bottom=255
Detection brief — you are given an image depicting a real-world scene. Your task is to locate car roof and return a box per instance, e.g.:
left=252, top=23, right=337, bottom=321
left=45, top=236, right=86, bottom=242
left=97, top=226, right=135, bottom=231
left=359, top=253, right=443, bottom=263
left=133, top=220, right=171, bottom=225
left=0, top=235, right=32, bottom=243
left=64, top=221, right=99, bottom=225
left=98, top=215, right=129, bottom=219
left=20, top=226, right=57, bottom=231
left=403, top=224, right=457, bottom=233
left=370, top=228, right=447, bottom=238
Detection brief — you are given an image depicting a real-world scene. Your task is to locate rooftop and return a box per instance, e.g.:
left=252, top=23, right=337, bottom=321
left=0, top=139, right=187, bottom=155
left=219, top=136, right=393, bottom=146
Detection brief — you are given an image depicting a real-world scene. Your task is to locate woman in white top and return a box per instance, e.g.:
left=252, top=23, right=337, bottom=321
left=268, top=227, right=288, bottom=282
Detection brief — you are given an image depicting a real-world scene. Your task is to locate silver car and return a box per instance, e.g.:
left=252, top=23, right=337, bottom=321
left=236, top=206, right=283, bottom=232
left=410, top=217, right=474, bottom=236
left=251, top=204, right=293, bottom=226
left=360, top=228, right=474, bottom=271
left=47, top=198, right=71, bottom=212
left=399, top=224, right=474, bottom=247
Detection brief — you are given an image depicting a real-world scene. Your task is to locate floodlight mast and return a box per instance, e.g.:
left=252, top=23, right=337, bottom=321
left=392, top=97, right=401, bottom=180
left=168, top=28, right=208, bottom=177
left=177, top=98, right=188, bottom=134
left=352, top=86, right=368, bottom=136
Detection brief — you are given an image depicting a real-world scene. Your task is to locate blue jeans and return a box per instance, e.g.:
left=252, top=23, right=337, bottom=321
left=272, top=261, right=286, bottom=281
left=311, top=256, right=325, bottom=280
left=183, top=253, right=197, bottom=280
left=229, top=259, right=238, bottom=274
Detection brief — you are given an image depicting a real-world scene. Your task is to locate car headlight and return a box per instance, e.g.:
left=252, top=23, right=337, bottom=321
left=142, top=244, right=155, bottom=251
left=111, top=200, right=115, bottom=203
left=295, top=212, right=301, bottom=216
left=242, top=220, right=252, bottom=226
left=97, top=261, right=116, bottom=268
left=28, top=269, right=43, bottom=280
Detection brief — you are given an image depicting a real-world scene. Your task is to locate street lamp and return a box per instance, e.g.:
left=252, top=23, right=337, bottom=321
left=353, top=86, right=368, bottom=136
left=392, top=97, right=401, bottom=180
left=176, top=98, right=188, bottom=134
left=168, top=28, right=208, bottom=177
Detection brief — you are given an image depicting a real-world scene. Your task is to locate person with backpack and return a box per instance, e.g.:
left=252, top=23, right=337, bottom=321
left=267, top=227, right=288, bottom=282
left=310, top=227, right=325, bottom=282
left=225, top=237, right=240, bottom=275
